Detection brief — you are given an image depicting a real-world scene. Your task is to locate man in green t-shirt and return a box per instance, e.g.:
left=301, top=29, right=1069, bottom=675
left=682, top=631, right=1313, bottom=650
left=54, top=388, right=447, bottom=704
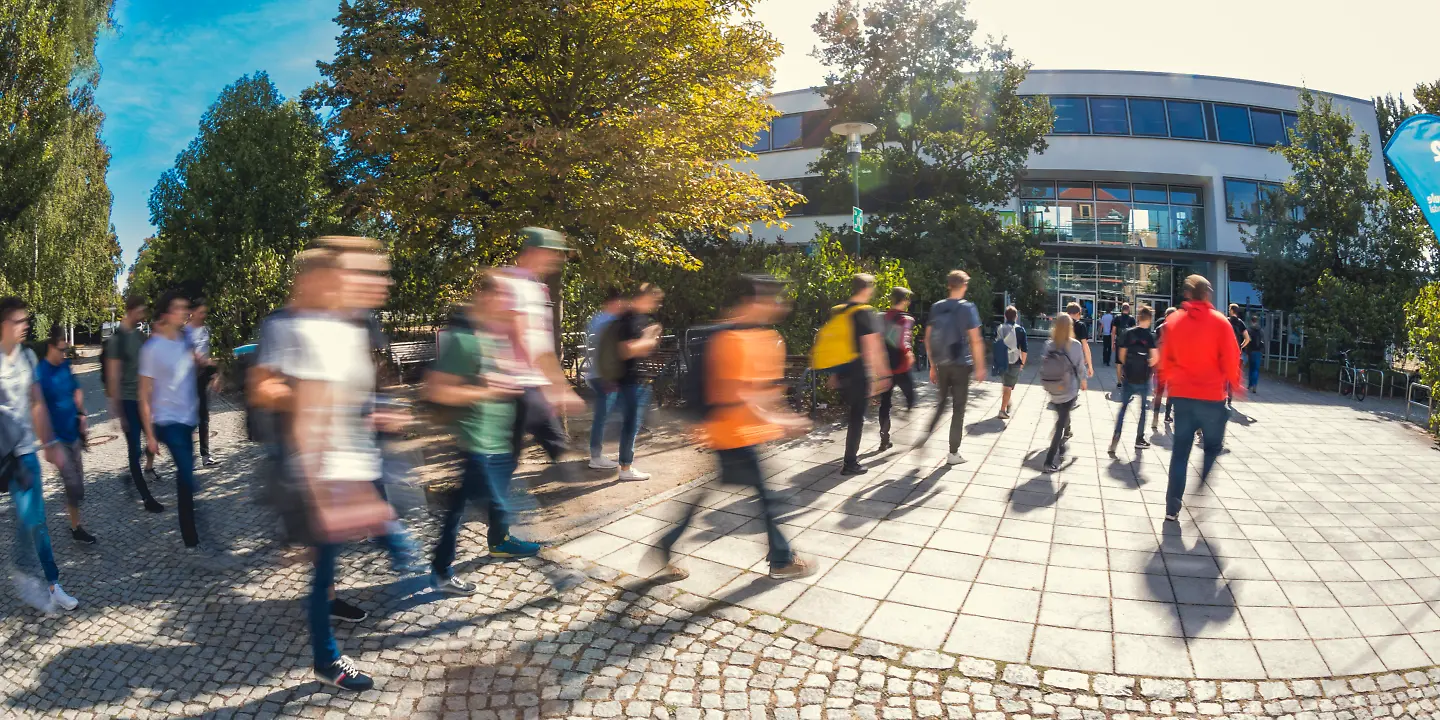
left=424, top=271, right=533, bottom=595
left=104, top=295, right=161, bottom=512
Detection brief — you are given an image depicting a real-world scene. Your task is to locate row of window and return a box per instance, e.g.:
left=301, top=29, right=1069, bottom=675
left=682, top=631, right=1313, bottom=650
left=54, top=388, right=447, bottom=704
left=1223, top=178, right=1285, bottom=222
left=1020, top=181, right=1205, bottom=251
left=743, top=110, right=840, bottom=153
left=1039, top=96, right=1299, bottom=147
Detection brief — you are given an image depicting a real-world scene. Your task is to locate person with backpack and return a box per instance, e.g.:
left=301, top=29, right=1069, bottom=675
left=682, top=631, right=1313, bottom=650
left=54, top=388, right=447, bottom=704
left=1246, top=314, right=1264, bottom=393
left=584, top=289, right=626, bottom=469
left=877, top=287, right=916, bottom=451
left=921, top=270, right=985, bottom=464
left=810, top=274, right=889, bottom=476
left=1226, top=303, right=1250, bottom=408
left=1039, top=313, right=1087, bottom=473
left=1110, top=302, right=1136, bottom=390
left=607, top=283, right=665, bottom=481
left=1109, top=305, right=1158, bottom=456
left=1161, top=276, right=1243, bottom=522
left=105, top=295, right=162, bottom=514
left=1151, top=306, right=1179, bottom=431
left=1097, top=309, right=1114, bottom=366
left=0, top=296, right=80, bottom=614
left=1065, top=302, right=1095, bottom=382
left=654, top=275, right=814, bottom=581
left=36, top=327, right=95, bottom=545
left=993, top=306, right=1028, bottom=420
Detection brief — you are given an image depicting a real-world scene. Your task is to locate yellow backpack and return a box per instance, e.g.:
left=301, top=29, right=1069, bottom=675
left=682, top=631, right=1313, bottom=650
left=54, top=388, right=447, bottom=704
left=810, top=304, right=871, bottom=370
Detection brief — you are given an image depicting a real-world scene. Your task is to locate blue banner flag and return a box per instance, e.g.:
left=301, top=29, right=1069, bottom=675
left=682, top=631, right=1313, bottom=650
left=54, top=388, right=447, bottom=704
left=1383, top=114, right=1440, bottom=239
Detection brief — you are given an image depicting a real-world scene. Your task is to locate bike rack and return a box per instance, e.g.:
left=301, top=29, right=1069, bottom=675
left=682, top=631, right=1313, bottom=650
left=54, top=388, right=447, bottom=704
left=1405, top=383, right=1434, bottom=425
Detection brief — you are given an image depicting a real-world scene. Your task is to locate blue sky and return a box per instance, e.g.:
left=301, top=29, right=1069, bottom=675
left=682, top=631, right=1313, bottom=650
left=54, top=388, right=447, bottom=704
left=96, top=0, right=1436, bottom=278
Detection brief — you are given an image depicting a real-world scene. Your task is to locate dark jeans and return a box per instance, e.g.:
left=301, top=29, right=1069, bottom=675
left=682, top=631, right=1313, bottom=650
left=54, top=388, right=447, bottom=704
left=1113, top=381, right=1151, bottom=442
left=927, top=364, right=973, bottom=454
left=196, top=366, right=215, bottom=457
left=120, top=399, right=158, bottom=504
left=1101, top=336, right=1112, bottom=366
left=155, top=422, right=199, bottom=547
left=617, top=382, right=651, bottom=466
left=11, top=453, right=59, bottom=584
left=432, top=452, right=518, bottom=578
left=587, top=378, right=616, bottom=457
left=512, top=387, right=567, bottom=461
left=311, top=543, right=341, bottom=669
left=658, top=445, right=793, bottom=568
left=1045, top=398, right=1075, bottom=466
left=839, top=367, right=869, bottom=466
left=877, top=369, right=915, bottom=439
left=1166, top=398, right=1228, bottom=516
left=1247, top=350, right=1263, bottom=389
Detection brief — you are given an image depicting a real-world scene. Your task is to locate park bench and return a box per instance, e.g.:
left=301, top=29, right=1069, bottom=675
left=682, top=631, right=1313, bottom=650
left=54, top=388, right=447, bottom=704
left=387, top=340, right=437, bottom=380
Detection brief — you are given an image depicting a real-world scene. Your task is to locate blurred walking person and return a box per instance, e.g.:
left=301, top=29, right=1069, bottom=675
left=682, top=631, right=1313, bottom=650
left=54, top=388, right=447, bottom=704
left=36, top=327, right=95, bottom=544
left=1097, top=308, right=1114, bottom=366
left=923, top=270, right=985, bottom=465
left=1111, top=303, right=1136, bottom=390
left=1226, top=304, right=1250, bottom=408
left=1109, top=305, right=1158, bottom=456
left=104, top=296, right=162, bottom=513
left=186, top=298, right=220, bottom=467
left=995, top=306, right=1028, bottom=420
left=1246, top=314, right=1264, bottom=393
left=1151, top=306, right=1178, bottom=430
left=0, top=297, right=80, bottom=612
left=654, top=275, right=814, bottom=580
left=1161, top=276, right=1243, bottom=521
left=609, top=283, right=664, bottom=481
left=877, top=287, right=916, bottom=451
left=1038, top=314, right=1087, bottom=472
left=1066, top=302, right=1095, bottom=381
left=139, top=291, right=204, bottom=552
left=584, top=289, right=625, bottom=468
left=810, top=274, right=889, bottom=476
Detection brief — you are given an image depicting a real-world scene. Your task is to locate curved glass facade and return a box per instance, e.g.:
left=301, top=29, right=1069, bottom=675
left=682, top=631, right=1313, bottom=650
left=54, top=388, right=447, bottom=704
left=1037, top=258, right=1212, bottom=328
left=1021, top=180, right=1205, bottom=250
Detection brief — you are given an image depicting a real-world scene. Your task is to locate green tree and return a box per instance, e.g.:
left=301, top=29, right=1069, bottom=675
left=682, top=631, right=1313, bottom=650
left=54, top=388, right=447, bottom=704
left=764, top=232, right=908, bottom=354
left=143, top=73, right=340, bottom=354
left=805, top=0, right=1051, bottom=315
left=1243, top=90, right=1434, bottom=368
left=309, top=0, right=802, bottom=320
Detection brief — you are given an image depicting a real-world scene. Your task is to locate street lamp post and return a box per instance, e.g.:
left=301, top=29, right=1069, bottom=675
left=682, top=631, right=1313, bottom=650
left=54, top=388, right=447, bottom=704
left=830, top=122, right=877, bottom=255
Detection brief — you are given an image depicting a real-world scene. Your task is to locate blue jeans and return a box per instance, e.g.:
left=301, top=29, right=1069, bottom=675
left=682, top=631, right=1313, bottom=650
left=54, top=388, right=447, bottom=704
left=311, top=543, right=341, bottom=669
left=155, top=423, right=199, bottom=547
left=617, top=382, right=651, bottom=466
left=1247, top=351, right=1263, bottom=389
left=1112, top=381, right=1150, bottom=442
left=587, top=379, right=617, bottom=457
left=1166, top=398, right=1229, bottom=516
left=432, top=452, right=517, bottom=578
left=120, top=400, right=158, bottom=504
left=657, top=445, right=793, bottom=569
left=11, top=453, right=59, bottom=584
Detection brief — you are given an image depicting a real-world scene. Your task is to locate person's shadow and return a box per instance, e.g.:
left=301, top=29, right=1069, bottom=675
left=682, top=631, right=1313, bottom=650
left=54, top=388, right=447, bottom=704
left=1008, top=474, right=1067, bottom=514
left=1146, top=522, right=1235, bottom=637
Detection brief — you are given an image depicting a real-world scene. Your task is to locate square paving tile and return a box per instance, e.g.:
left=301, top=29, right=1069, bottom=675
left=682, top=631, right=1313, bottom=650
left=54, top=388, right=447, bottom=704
left=977, top=558, right=1046, bottom=591
left=1029, top=625, right=1113, bottom=672
left=691, top=535, right=769, bottom=570
left=926, top=528, right=993, bottom=555
left=1296, top=607, right=1362, bottom=639
left=860, top=601, right=954, bottom=650
left=713, top=572, right=809, bottom=614
left=1314, top=637, right=1385, bottom=675
left=1254, top=639, right=1331, bottom=679
left=1044, top=566, right=1110, bottom=597
left=817, top=560, right=902, bottom=600
left=962, top=583, right=1041, bottom=624
left=912, top=548, right=984, bottom=582
left=887, top=572, right=970, bottom=612
left=1112, top=598, right=1182, bottom=637
left=1187, top=638, right=1266, bottom=679
left=1179, top=604, right=1249, bottom=639
left=944, top=614, right=1033, bottom=663
left=1369, top=634, right=1432, bottom=671
left=792, top=528, right=865, bottom=559
left=844, top=538, right=922, bottom=571
left=784, top=586, right=880, bottom=635
left=1238, top=606, right=1308, bottom=640
left=866, top=520, right=936, bottom=547
left=1038, top=592, right=1112, bottom=631
left=1113, top=633, right=1192, bottom=677
left=559, top=531, right=631, bottom=560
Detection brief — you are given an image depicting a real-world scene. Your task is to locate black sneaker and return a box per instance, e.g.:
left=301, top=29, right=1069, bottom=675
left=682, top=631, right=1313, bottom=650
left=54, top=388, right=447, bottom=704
left=878, top=436, right=893, bottom=452
left=315, top=655, right=373, bottom=692
left=840, top=464, right=868, bottom=476
left=70, top=527, right=97, bottom=545
left=1135, top=438, right=1152, bottom=449
left=432, top=574, right=476, bottom=596
left=143, top=499, right=165, bottom=513
left=1044, top=461, right=1060, bottom=473
left=330, top=598, right=368, bottom=622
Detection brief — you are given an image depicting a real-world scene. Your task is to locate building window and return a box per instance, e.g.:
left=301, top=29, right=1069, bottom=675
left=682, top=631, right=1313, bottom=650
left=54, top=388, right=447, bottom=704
left=1251, top=109, right=1286, bottom=147
left=1165, top=100, right=1206, bottom=139
left=1169, top=186, right=1202, bottom=206
left=1050, top=97, right=1090, bottom=134
left=1214, top=104, right=1254, bottom=144
left=1282, top=112, right=1299, bottom=143
left=1024, top=180, right=1206, bottom=251
left=1129, top=99, right=1168, bottom=136
left=743, top=125, right=772, bottom=153
left=1090, top=97, right=1129, bottom=135
left=1225, top=178, right=1261, bottom=221
left=771, top=115, right=803, bottom=150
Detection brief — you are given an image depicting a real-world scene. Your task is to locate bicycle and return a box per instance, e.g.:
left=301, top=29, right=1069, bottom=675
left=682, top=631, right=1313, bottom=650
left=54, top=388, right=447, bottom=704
left=1339, top=349, right=1368, bottom=402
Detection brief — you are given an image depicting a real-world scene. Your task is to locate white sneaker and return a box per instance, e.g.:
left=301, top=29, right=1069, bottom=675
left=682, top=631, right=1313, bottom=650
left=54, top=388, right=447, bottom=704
left=619, top=468, right=651, bottom=481
left=588, top=456, right=619, bottom=470
left=49, top=583, right=78, bottom=611
left=946, top=453, right=966, bottom=465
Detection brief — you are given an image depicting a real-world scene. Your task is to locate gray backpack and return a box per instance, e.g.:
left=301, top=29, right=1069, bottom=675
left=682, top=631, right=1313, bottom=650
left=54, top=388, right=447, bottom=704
left=928, top=300, right=974, bottom=366
left=1039, top=344, right=1078, bottom=398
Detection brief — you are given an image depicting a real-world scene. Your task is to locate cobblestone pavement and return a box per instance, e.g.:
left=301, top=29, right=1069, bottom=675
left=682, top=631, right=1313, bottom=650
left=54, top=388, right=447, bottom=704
left=2, top=364, right=1440, bottom=718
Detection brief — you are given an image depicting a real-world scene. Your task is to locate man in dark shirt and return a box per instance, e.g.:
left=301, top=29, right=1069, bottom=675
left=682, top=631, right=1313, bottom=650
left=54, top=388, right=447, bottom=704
left=1226, top=304, right=1250, bottom=408
left=1110, top=303, right=1136, bottom=390
left=1110, top=305, right=1158, bottom=456
left=923, top=271, right=985, bottom=465
left=1065, top=303, right=1094, bottom=380
left=1246, top=314, right=1264, bottom=393
left=837, top=274, right=888, bottom=476
left=615, top=284, right=664, bottom=481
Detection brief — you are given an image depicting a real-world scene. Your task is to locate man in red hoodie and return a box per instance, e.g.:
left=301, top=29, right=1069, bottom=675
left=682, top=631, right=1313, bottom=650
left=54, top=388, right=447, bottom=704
left=1160, top=275, right=1242, bottom=521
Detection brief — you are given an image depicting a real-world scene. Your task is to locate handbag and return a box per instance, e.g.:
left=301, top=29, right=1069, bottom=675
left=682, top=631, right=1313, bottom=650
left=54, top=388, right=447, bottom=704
left=307, top=479, right=396, bottom=544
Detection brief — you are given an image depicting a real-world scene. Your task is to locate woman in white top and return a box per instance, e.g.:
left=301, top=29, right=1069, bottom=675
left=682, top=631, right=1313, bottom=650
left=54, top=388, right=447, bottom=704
left=1042, top=314, right=1088, bottom=472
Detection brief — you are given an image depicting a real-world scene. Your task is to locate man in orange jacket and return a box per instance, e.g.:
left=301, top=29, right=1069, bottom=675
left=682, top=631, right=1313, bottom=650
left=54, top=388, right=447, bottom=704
left=1159, top=275, right=1243, bottom=521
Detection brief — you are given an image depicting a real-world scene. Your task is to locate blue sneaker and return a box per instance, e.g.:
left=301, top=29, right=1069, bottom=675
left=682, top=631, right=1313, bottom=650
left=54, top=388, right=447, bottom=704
left=489, top=536, right=542, bottom=558
left=315, top=655, right=373, bottom=692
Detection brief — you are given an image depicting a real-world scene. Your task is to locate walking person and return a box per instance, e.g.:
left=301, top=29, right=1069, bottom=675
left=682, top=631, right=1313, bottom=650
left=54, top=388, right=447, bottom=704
left=811, top=274, right=889, bottom=476
left=138, top=291, right=204, bottom=552
left=1111, top=303, right=1136, bottom=390
left=877, top=287, right=916, bottom=451
left=1246, top=314, right=1264, bottom=393
left=104, top=296, right=162, bottom=513
left=1039, top=314, right=1087, bottom=473
left=0, top=297, right=80, bottom=613
left=923, top=271, right=985, bottom=464
left=36, top=327, right=95, bottom=544
left=1098, top=308, right=1114, bottom=367
left=1226, top=304, right=1250, bottom=408
left=654, top=275, right=814, bottom=580
left=186, top=298, right=219, bottom=467
left=1161, top=276, right=1243, bottom=521
left=611, top=284, right=664, bottom=481
left=426, top=271, right=536, bottom=597
left=1109, top=305, right=1158, bottom=456
left=1151, top=306, right=1179, bottom=431
left=1065, top=302, right=1095, bottom=381
left=584, top=289, right=625, bottom=469
left=995, top=306, right=1028, bottom=420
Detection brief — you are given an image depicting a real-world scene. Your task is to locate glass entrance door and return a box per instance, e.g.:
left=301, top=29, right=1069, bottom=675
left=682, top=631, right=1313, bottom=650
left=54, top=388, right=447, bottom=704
left=1139, top=295, right=1170, bottom=318
left=1060, top=293, right=1096, bottom=320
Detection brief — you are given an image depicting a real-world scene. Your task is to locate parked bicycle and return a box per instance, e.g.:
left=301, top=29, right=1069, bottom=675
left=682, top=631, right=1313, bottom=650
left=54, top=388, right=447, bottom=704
left=1339, top=349, right=1368, bottom=402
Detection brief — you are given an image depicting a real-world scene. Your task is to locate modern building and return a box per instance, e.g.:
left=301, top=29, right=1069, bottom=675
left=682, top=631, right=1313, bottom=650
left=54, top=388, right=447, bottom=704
left=732, top=70, right=1385, bottom=321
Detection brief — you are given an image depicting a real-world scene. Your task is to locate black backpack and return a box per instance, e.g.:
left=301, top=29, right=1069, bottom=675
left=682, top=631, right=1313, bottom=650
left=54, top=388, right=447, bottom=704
left=679, top=323, right=757, bottom=422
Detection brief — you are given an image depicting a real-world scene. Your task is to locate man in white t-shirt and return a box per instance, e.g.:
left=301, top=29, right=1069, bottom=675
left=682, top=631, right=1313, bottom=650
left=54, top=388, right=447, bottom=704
left=139, top=291, right=203, bottom=550
left=1098, top=309, right=1115, bottom=367
left=499, top=228, right=583, bottom=461
left=186, top=298, right=220, bottom=467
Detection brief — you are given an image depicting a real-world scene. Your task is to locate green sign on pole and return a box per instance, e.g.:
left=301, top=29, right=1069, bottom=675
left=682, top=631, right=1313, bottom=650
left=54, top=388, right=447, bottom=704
left=852, top=206, right=863, bottom=234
